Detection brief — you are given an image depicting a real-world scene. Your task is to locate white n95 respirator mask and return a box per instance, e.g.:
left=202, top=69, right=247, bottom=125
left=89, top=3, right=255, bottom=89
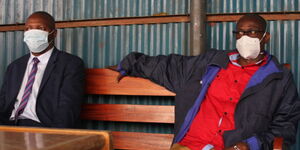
left=236, top=33, right=266, bottom=59
left=24, top=29, right=53, bottom=53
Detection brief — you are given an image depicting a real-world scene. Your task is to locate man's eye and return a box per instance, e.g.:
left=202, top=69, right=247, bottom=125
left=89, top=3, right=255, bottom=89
left=39, top=27, right=46, bottom=30
left=238, top=31, right=244, bottom=35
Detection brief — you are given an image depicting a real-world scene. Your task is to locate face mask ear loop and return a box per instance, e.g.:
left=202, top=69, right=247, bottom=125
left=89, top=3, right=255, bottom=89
left=260, top=23, right=268, bottom=42
left=259, top=32, right=266, bottom=42
left=259, top=24, right=268, bottom=54
left=48, top=29, right=55, bottom=35
left=48, top=30, right=56, bottom=44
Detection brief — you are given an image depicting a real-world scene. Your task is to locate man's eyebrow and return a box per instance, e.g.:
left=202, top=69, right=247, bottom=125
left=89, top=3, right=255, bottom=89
left=237, top=26, right=260, bottom=29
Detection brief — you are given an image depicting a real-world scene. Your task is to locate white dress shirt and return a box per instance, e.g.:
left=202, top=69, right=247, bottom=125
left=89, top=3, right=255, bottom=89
left=10, top=48, right=54, bottom=122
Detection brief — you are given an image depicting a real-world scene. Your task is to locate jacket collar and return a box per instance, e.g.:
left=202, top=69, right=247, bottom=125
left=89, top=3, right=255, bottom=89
left=207, top=50, right=284, bottom=72
left=207, top=50, right=232, bottom=69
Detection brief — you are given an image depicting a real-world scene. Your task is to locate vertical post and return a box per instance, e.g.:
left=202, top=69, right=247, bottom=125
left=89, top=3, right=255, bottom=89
left=190, top=0, right=206, bottom=56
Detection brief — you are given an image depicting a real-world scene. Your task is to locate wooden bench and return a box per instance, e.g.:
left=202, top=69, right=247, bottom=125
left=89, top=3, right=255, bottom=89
left=0, top=125, right=111, bottom=150
left=81, top=69, right=174, bottom=150
left=81, top=68, right=283, bottom=150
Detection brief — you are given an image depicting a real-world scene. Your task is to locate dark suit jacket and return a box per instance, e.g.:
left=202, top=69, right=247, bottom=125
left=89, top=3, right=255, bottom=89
left=0, top=48, right=85, bottom=128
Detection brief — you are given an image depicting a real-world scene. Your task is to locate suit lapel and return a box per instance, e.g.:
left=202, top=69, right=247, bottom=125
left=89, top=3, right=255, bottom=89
left=38, top=48, right=59, bottom=93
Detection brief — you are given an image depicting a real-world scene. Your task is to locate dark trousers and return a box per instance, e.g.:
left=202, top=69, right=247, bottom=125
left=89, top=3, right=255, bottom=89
left=5, top=119, right=43, bottom=127
left=16, top=119, right=43, bottom=127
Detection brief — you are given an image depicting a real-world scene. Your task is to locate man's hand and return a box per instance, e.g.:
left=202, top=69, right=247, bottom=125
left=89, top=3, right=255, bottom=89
left=224, top=142, right=249, bottom=150
left=107, top=65, right=125, bottom=82
left=107, top=65, right=118, bottom=71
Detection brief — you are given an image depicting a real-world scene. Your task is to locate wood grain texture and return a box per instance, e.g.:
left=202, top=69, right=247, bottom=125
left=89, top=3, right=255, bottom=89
left=273, top=137, right=283, bottom=150
left=111, top=131, right=174, bottom=150
left=81, top=104, right=174, bottom=123
left=0, top=126, right=112, bottom=150
left=85, top=68, right=176, bottom=96
left=283, top=63, right=291, bottom=70
left=0, top=15, right=189, bottom=32
left=0, top=131, right=103, bottom=150
left=207, top=12, right=300, bottom=22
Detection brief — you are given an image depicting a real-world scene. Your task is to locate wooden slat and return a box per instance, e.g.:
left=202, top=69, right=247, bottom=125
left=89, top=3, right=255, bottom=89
left=284, top=63, right=291, bottom=70
left=81, top=104, right=175, bottom=123
left=1, top=12, right=300, bottom=32
left=273, top=137, right=283, bottom=150
left=0, top=24, right=24, bottom=31
left=0, top=15, right=189, bottom=32
left=56, top=15, right=189, bottom=28
left=207, top=12, right=300, bottom=22
left=85, top=68, right=176, bottom=96
left=0, top=125, right=112, bottom=150
left=111, top=131, right=173, bottom=150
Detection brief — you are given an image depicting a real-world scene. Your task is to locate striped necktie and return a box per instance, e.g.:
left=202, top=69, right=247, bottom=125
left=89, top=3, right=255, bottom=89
left=15, top=57, right=40, bottom=121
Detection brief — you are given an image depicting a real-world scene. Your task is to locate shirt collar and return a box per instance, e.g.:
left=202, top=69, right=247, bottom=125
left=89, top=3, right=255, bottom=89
left=29, top=47, right=54, bottom=65
left=228, top=51, right=268, bottom=67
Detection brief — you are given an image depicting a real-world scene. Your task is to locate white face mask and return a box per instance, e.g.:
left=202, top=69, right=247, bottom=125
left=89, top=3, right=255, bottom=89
left=24, top=29, right=53, bottom=53
left=236, top=33, right=266, bottom=59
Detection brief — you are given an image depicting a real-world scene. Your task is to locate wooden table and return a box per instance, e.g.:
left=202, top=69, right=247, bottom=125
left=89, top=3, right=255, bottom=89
left=0, top=126, right=111, bottom=150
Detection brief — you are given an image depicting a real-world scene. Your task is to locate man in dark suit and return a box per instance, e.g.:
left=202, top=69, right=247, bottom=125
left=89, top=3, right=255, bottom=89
left=0, top=11, right=85, bottom=128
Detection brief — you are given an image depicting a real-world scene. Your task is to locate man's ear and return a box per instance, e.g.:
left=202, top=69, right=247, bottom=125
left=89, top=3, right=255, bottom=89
left=53, top=29, right=57, bottom=37
left=262, top=32, right=270, bottom=44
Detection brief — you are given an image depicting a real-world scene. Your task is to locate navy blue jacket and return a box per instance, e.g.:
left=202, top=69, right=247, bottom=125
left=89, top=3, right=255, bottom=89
left=0, top=48, right=85, bottom=128
left=118, top=49, right=300, bottom=149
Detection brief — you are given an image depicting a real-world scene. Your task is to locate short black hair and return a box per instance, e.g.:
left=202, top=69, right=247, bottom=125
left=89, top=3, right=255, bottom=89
left=238, top=14, right=267, bottom=31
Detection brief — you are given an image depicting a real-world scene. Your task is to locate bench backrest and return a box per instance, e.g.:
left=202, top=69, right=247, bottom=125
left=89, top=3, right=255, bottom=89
left=81, top=68, right=175, bottom=150
left=81, top=68, right=285, bottom=150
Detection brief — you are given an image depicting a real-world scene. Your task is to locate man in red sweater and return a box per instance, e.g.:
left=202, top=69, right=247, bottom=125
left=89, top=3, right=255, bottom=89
left=172, top=14, right=270, bottom=150
left=116, top=14, right=300, bottom=150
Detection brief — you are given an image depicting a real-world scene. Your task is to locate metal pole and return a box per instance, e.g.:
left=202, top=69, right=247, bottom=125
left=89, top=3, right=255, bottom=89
left=190, top=0, right=206, bottom=56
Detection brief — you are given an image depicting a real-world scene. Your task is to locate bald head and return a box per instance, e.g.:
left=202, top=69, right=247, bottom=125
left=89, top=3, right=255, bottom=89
left=234, top=14, right=271, bottom=62
left=25, top=11, right=56, bottom=31
left=237, top=14, right=267, bottom=32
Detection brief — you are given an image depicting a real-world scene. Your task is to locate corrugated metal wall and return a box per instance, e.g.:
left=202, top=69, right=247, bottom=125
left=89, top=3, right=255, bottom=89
left=58, top=24, right=190, bottom=68
left=0, top=0, right=300, bottom=149
left=0, top=0, right=189, bottom=24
